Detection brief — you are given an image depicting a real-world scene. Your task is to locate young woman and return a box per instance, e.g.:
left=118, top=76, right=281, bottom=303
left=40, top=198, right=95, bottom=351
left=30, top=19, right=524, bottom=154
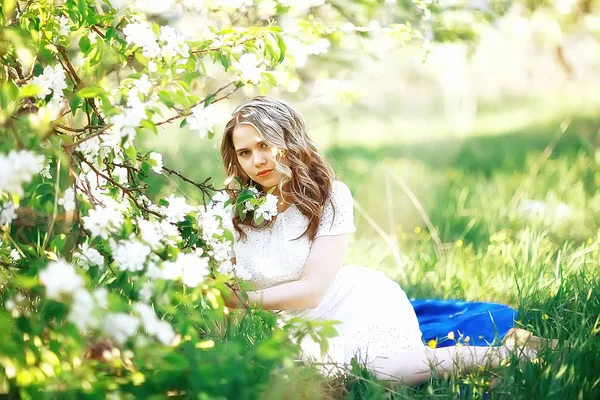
left=217, top=96, right=543, bottom=385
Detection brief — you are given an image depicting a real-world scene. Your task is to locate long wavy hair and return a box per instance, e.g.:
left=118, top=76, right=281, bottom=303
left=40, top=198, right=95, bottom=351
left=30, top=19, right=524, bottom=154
left=220, top=96, right=335, bottom=241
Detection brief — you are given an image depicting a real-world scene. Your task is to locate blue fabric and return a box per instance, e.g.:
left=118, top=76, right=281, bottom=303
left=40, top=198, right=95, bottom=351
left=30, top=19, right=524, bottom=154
left=410, top=299, right=517, bottom=347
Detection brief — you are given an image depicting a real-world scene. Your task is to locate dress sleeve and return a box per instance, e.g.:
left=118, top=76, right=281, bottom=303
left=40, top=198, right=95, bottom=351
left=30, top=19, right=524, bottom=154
left=315, top=181, right=356, bottom=238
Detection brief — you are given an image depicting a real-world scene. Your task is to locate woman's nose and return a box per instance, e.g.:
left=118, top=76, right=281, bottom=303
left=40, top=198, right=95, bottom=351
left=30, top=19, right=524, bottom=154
left=253, top=153, right=266, bottom=166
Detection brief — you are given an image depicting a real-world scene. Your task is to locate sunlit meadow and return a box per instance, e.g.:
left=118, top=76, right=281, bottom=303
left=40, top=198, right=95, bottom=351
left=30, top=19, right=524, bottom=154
left=142, top=85, right=600, bottom=397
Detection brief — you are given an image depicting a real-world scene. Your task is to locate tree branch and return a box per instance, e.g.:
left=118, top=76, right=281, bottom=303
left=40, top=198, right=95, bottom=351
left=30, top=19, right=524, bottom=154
left=76, top=155, right=163, bottom=218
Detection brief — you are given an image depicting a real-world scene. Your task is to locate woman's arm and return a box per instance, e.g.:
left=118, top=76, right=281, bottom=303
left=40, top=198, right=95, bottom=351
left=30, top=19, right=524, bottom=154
left=225, top=233, right=350, bottom=310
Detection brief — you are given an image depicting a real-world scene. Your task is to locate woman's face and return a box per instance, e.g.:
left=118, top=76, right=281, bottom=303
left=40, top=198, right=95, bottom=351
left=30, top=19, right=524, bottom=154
left=232, top=123, right=285, bottom=191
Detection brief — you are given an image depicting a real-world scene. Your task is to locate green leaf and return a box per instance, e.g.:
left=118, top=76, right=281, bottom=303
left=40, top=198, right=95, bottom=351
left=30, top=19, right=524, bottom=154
left=125, top=145, right=137, bottom=162
left=203, top=94, right=215, bottom=108
left=50, top=234, right=67, bottom=254
left=261, top=72, right=277, bottom=87
left=141, top=119, right=158, bottom=134
left=77, top=86, right=104, bottom=98
left=275, top=34, right=287, bottom=63
left=69, top=95, right=82, bottom=113
left=18, top=84, right=41, bottom=99
left=77, top=0, right=88, bottom=20
left=158, top=91, right=175, bottom=108
left=79, top=35, right=91, bottom=53
left=106, top=27, right=116, bottom=40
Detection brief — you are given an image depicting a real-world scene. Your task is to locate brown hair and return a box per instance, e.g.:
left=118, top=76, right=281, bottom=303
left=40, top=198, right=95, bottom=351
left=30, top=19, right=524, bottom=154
left=220, top=96, right=335, bottom=241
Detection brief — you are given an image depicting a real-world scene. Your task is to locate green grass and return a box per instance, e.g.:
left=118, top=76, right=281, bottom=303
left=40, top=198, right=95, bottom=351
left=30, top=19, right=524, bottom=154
left=144, top=104, right=600, bottom=399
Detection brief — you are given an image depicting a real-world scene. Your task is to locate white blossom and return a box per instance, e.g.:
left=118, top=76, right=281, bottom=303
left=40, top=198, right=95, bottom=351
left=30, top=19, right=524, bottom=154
left=149, top=152, right=163, bottom=173
left=74, top=242, right=105, bottom=269
left=255, top=193, right=278, bottom=221
left=137, top=218, right=164, bottom=250
left=40, top=165, right=52, bottom=179
left=76, top=135, right=101, bottom=160
left=135, top=74, right=152, bottom=95
left=198, top=211, right=224, bottom=241
left=161, top=194, right=193, bottom=223
left=186, top=104, right=218, bottom=139
left=148, top=60, right=158, bottom=72
left=159, top=26, right=190, bottom=59
left=10, top=249, right=21, bottom=261
left=31, top=65, right=67, bottom=100
left=306, top=38, right=330, bottom=55
left=158, top=220, right=181, bottom=246
left=0, top=150, right=46, bottom=196
left=68, top=288, right=100, bottom=332
left=123, top=21, right=161, bottom=59
left=134, top=303, right=175, bottom=346
left=93, top=287, right=109, bottom=309
left=257, top=0, right=277, bottom=18
left=283, top=37, right=308, bottom=68
left=103, top=313, right=140, bottom=344
left=82, top=205, right=124, bottom=239
left=0, top=202, right=18, bottom=226
left=232, top=53, right=265, bottom=84
left=209, top=240, right=232, bottom=262
left=57, top=15, right=70, bottom=37
left=139, top=281, right=154, bottom=303
left=58, top=188, right=76, bottom=212
left=111, top=237, right=152, bottom=272
left=39, top=259, right=84, bottom=300
left=162, top=253, right=209, bottom=287
left=108, top=106, right=147, bottom=148
left=217, top=260, right=234, bottom=275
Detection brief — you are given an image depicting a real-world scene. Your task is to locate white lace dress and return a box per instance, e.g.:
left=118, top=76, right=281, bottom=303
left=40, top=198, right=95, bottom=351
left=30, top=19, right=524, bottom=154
left=230, top=181, right=424, bottom=364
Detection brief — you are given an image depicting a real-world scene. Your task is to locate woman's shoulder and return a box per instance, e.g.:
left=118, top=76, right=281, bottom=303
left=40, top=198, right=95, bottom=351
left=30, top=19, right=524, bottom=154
left=330, top=180, right=353, bottom=203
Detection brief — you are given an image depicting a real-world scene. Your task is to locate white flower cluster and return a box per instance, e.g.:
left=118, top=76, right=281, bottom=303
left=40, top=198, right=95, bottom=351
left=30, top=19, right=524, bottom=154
left=198, top=192, right=252, bottom=280
left=107, top=105, right=147, bottom=149
left=58, top=188, right=76, bottom=212
left=123, top=21, right=161, bottom=59
left=103, top=313, right=140, bottom=345
left=56, top=15, right=70, bottom=37
left=111, top=236, right=152, bottom=273
left=82, top=205, right=125, bottom=240
left=134, top=303, right=175, bottom=346
left=73, top=242, right=105, bottom=269
left=255, top=193, right=278, bottom=221
left=160, top=194, right=193, bottom=223
left=0, top=202, right=18, bottom=226
left=31, top=65, right=67, bottom=120
left=148, top=152, right=163, bottom=174
left=123, top=21, right=189, bottom=62
left=232, top=53, right=265, bottom=85
left=39, top=259, right=84, bottom=300
left=68, top=287, right=107, bottom=332
left=0, top=150, right=46, bottom=196
left=136, top=217, right=181, bottom=250
left=39, top=259, right=176, bottom=346
left=161, top=252, right=210, bottom=287
left=186, top=103, right=218, bottom=139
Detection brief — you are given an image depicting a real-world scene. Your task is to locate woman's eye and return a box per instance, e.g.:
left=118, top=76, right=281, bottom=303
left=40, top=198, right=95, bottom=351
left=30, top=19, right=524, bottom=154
left=261, top=143, right=268, bottom=148
left=239, top=151, right=250, bottom=156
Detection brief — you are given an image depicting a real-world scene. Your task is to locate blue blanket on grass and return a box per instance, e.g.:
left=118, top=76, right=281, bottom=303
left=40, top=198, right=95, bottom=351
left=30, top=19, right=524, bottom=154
left=409, top=299, right=517, bottom=347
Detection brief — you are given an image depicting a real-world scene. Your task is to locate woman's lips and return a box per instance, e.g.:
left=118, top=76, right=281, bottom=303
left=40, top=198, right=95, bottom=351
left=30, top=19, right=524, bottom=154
left=256, top=169, right=273, bottom=178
